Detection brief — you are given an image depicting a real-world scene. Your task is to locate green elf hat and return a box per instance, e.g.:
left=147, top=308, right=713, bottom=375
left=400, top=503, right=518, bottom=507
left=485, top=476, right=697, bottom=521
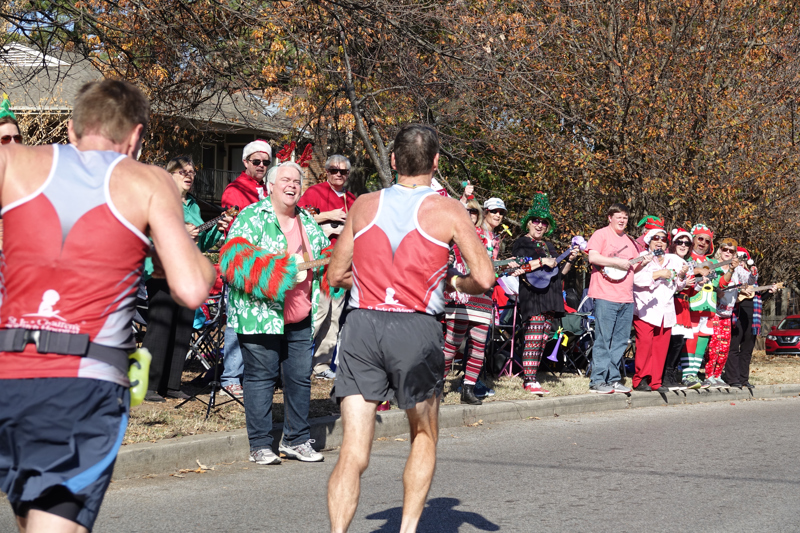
left=520, top=192, right=557, bottom=237
left=0, top=94, right=17, bottom=121
left=636, top=215, right=664, bottom=231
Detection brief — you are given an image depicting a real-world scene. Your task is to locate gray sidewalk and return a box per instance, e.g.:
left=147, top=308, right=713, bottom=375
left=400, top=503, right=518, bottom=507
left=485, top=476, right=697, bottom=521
left=112, top=383, right=800, bottom=480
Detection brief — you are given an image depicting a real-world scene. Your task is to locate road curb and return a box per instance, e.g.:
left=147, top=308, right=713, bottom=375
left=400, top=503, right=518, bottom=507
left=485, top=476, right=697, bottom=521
left=113, top=383, right=800, bottom=480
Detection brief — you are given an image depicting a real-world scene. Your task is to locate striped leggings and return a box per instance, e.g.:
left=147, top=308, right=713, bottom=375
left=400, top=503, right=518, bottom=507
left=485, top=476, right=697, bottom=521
left=443, top=319, right=489, bottom=385
left=522, top=315, right=552, bottom=382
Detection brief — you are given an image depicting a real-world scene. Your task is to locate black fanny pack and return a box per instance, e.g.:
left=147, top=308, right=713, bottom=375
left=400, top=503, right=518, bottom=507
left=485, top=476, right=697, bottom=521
left=0, top=328, right=129, bottom=374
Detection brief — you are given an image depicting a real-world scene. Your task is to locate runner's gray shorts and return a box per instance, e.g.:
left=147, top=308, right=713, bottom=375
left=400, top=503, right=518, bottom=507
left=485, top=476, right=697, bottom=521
left=334, top=309, right=444, bottom=409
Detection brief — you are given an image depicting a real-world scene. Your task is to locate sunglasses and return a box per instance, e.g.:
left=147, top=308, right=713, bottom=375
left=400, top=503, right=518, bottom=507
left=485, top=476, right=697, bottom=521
left=327, top=168, right=349, bottom=175
left=674, top=240, right=691, bottom=247
left=173, top=169, right=195, bottom=177
left=0, top=135, right=22, bottom=144
left=488, top=209, right=506, bottom=215
left=720, top=247, right=736, bottom=254
left=695, top=236, right=711, bottom=243
left=529, top=218, right=547, bottom=226
left=650, top=235, right=668, bottom=242
left=248, top=159, right=270, bottom=167
left=467, top=209, right=479, bottom=215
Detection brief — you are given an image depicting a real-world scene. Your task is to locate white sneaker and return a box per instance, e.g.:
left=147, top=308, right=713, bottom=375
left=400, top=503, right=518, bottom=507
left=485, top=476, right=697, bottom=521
left=279, top=439, right=324, bottom=462
left=249, top=448, right=281, bottom=465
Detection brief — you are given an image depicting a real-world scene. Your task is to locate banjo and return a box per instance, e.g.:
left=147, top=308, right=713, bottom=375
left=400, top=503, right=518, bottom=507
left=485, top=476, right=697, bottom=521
left=602, top=249, right=664, bottom=281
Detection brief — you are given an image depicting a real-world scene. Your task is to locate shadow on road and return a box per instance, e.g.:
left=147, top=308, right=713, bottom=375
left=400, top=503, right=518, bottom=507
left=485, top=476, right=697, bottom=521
left=366, top=497, right=499, bottom=532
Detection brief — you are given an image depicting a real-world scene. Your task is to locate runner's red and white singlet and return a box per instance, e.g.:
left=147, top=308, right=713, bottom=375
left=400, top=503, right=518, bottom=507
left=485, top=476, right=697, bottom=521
left=349, top=185, right=449, bottom=315
left=0, top=144, right=150, bottom=383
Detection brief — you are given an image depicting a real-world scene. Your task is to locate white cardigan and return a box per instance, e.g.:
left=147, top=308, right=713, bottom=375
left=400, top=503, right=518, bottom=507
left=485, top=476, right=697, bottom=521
left=633, top=252, right=688, bottom=328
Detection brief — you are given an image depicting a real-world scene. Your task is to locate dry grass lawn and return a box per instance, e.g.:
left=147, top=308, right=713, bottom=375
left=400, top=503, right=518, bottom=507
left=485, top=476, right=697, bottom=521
left=124, top=351, right=800, bottom=445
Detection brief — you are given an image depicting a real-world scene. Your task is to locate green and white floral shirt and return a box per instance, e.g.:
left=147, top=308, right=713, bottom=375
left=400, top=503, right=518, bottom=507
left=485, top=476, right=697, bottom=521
left=226, top=199, right=330, bottom=335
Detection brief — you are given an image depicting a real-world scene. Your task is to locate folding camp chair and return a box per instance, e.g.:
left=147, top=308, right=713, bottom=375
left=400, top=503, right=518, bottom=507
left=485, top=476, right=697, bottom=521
left=486, top=276, right=527, bottom=378
left=176, top=284, right=243, bottom=417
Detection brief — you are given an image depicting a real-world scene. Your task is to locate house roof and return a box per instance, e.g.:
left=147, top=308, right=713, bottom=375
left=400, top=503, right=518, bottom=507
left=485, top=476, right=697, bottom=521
left=0, top=43, right=295, bottom=137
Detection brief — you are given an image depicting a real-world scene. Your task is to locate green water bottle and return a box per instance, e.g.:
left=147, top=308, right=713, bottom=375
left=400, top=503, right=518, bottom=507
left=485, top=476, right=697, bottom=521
left=128, top=348, right=152, bottom=406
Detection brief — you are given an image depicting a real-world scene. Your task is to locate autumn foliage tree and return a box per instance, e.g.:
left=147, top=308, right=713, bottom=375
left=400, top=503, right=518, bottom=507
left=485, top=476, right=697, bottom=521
left=2, top=0, right=800, bottom=285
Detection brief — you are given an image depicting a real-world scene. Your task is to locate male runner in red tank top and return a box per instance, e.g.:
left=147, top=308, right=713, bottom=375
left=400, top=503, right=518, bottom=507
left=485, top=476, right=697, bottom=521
left=0, top=80, right=215, bottom=533
left=326, top=124, right=495, bottom=533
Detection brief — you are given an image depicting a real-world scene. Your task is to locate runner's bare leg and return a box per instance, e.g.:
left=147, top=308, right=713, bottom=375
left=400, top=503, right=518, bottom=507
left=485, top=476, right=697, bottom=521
left=400, top=394, right=440, bottom=533
left=18, top=510, right=89, bottom=533
left=328, top=395, right=378, bottom=533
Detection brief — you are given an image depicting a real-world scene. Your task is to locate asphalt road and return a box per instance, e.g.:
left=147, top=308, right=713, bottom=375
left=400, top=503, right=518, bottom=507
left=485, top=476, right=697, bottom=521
left=3, top=397, right=800, bottom=532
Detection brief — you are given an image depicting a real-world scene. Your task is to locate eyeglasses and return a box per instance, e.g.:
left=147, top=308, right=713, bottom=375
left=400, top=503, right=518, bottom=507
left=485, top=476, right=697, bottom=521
left=720, top=247, right=736, bottom=254
left=695, top=236, right=711, bottom=243
left=327, top=168, right=349, bottom=176
left=248, top=159, right=270, bottom=167
left=0, top=135, right=22, bottom=144
left=529, top=218, right=547, bottom=226
left=650, top=235, right=668, bottom=242
left=675, top=240, right=691, bottom=247
left=488, top=209, right=506, bottom=215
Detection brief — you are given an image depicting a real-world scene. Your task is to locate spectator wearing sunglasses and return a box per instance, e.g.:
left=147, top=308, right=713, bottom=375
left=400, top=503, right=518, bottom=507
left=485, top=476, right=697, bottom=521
left=221, top=140, right=272, bottom=219
left=219, top=139, right=273, bottom=399
left=702, top=237, right=745, bottom=388
left=631, top=228, right=689, bottom=392
left=0, top=95, right=22, bottom=146
left=662, top=228, right=695, bottom=390
left=681, top=223, right=716, bottom=388
left=298, top=155, right=356, bottom=381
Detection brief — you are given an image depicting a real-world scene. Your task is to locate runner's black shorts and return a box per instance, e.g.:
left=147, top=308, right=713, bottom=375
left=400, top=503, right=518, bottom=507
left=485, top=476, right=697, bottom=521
left=334, top=309, right=444, bottom=409
left=0, top=377, right=129, bottom=531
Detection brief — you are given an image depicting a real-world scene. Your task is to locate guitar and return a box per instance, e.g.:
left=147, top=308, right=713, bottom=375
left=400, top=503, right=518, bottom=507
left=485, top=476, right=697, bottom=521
left=525, top=236, right=588, bottom=289
left=304, top=206, right=344, bottom=238
left=292, top=254, right=331, bottom=283
left=195, top=206, right=239, bottom=234
left=603, top=249, right=664, bottom=281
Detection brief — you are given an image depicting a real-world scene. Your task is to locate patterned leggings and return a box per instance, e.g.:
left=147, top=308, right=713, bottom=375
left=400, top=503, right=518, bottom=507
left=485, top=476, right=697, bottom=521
left=682, top=336, right=709, bottom=379
left=522, top=315, right=552, bottom=382
left=706, top=317, right=731, bottom=379
left=443, top=319, right=489, bottom=385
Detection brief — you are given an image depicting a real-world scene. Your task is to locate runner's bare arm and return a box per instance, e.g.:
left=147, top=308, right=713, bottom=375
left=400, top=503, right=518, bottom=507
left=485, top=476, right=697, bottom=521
left=448, top=200, right=494, bottom=295
left=327, top=199, right=358, bottom=290
left=147, top=167, right=215, bottom=308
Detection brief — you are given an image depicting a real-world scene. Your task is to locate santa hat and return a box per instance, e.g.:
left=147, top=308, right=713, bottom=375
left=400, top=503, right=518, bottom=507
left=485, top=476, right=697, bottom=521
left=637, top=215, right=664, bottom=231
left=691, top=223, right=714, bottom=254
left=242, top=139, right=272, bottom=161
left=643, top=227, right=667, bottom=244
left=670, top=227, right=692, bottom=244
left=737, top=246, right=755, bottom=267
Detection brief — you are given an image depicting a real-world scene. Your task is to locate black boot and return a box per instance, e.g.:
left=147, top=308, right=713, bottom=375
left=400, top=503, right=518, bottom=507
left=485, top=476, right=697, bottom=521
left=461, top=384, right=482, bottom=405
left=662, top=368, right=676, bottom=389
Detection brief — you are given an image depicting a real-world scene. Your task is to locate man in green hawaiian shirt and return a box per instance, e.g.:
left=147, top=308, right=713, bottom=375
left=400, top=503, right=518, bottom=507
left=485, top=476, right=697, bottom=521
left=222, top=162, right=329, bottom=465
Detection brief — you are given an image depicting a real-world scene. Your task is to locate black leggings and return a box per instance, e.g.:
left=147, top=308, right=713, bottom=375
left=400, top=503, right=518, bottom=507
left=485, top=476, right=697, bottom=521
left=14, top=486, right=83, bottom=524
left=664, top=334, right=685, bottom=375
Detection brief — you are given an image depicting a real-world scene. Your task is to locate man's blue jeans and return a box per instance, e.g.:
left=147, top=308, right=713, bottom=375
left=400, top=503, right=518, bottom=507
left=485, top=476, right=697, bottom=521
left=238, top=316, right=313, bottom=451
left=590, top=299, right=633, bottom=386
left=221, top=326, right=243, bottom=388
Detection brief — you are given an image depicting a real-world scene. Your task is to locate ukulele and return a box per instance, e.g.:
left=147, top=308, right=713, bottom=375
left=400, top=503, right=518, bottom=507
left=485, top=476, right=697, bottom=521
left=304, top=206, right=343, bottom=238
left=691, top=257, right=738, bottom=278
left=494, top=256, right=533, bottom=272
left=603, top=249, right=664, bottom=281
left=525, top=236, right=588, bottom=289
left=195, top=206, right=239, bottom=233
left=292, top=255, right=331, bottom=283
left=732, top=282, right=784, bottom=301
